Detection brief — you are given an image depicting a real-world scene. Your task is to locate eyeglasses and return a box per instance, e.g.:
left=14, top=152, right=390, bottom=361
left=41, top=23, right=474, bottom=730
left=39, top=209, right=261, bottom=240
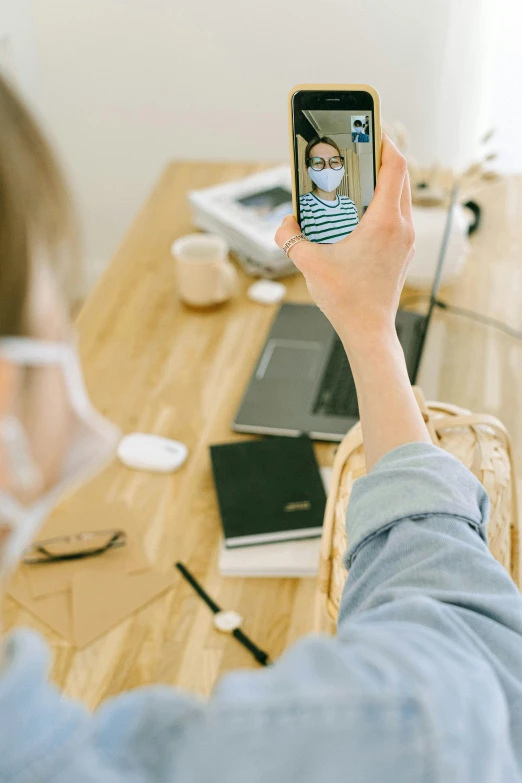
left=307, top=156, right=345, bottom=171
left=23, top=529, right=127, bottom=564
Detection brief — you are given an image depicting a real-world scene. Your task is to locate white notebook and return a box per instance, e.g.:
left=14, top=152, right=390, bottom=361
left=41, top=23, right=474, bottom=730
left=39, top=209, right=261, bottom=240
left=218, top=467, right=333, bottom=578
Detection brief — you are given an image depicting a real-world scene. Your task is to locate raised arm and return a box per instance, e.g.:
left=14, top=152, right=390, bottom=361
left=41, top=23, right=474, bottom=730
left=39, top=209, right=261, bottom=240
left=276, top=135, right=430, bottom=468
left=276, top=134, right=522, bottom=651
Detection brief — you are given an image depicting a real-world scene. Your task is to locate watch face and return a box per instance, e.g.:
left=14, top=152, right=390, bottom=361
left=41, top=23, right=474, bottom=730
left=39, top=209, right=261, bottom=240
left=214, top=610, right=243, bottom=633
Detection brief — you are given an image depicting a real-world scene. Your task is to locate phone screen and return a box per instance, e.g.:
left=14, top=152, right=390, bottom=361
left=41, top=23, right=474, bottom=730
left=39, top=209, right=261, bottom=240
left=292, top=90, right=377, bottom=244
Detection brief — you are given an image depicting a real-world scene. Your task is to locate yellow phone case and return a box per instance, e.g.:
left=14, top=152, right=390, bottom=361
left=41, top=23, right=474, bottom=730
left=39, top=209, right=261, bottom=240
left=288, top=84, right=382, bottom=221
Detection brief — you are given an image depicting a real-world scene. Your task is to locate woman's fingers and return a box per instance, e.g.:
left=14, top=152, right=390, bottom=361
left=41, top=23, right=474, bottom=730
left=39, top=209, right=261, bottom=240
left=274, top=214, right=301, bottom=247
left=274, top=214, right=314, bottom=268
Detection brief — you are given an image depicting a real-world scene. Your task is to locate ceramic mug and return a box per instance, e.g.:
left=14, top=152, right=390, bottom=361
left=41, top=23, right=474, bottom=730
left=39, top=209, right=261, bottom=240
left=171, top=234, right=238, bottom=307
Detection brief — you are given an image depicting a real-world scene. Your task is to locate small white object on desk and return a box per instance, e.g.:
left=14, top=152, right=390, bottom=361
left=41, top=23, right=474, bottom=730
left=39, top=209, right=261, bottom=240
left=117, top=433, right=188, bottom=473
left=248, top=279, right=287, bottom=305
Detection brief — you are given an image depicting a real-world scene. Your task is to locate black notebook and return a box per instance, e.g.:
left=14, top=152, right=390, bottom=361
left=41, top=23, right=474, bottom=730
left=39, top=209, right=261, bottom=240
left=210, top=436, right=327, bottom=548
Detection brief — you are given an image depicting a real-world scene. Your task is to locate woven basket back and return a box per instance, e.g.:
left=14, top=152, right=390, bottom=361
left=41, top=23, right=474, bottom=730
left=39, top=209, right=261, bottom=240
left=319, top=387, right=520, bottom=621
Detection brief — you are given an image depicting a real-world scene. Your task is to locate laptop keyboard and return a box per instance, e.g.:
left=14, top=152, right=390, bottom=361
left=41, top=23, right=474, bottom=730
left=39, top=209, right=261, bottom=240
left=312, top=336, right=359, bottom=418
left=311, top=315, right=425, bottom=419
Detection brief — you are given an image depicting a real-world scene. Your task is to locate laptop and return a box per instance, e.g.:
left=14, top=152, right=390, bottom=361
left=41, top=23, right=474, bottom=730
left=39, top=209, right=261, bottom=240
left=233, top=188, right=457, bottom=442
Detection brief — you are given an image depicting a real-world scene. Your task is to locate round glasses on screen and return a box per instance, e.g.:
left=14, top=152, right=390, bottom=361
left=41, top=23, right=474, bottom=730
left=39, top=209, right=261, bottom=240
left=307, top=156, right=344, bottom=171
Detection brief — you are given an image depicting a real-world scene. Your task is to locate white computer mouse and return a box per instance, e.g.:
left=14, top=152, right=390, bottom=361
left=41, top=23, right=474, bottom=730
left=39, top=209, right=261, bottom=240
left=117, top=433, right=188, bottom=473
left=247, top=279, right=287, bottom=305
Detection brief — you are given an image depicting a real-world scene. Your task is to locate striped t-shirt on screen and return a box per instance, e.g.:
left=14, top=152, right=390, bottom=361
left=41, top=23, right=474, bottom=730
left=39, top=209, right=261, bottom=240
left=299, top=192, right=359, bottom=244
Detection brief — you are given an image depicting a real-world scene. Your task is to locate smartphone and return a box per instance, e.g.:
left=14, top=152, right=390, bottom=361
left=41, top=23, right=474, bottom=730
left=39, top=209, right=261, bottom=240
left=289, top=84, right=381, bottom=244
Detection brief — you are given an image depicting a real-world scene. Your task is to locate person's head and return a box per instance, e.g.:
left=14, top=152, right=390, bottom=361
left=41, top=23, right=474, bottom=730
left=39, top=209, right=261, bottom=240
left=305, top=137, right=345, bottom=193
left=0, top=73, right=117, bottom=580
left=305, top=136, right=342, bottom=167
left=354, top=120, right=363, bottom=129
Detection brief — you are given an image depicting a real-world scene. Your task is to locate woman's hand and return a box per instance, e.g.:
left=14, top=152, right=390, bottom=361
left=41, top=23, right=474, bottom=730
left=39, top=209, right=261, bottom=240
left=275, top=134, right=415, bottom=355
left=276, top=134, right=430, bottom=468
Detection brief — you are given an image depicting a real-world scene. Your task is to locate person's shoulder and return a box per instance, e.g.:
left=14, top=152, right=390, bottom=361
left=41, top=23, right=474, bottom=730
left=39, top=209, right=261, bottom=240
left=340, top=195, right=356, bottom=206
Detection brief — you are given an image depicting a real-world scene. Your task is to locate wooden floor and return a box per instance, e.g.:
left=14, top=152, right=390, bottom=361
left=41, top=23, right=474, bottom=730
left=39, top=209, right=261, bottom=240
left=3, top=163, right=522, bottom=707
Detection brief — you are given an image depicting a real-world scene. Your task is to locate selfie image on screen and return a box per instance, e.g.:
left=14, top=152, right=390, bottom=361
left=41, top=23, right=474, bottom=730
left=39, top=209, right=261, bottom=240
left=294, top=108, right=375, bottom=244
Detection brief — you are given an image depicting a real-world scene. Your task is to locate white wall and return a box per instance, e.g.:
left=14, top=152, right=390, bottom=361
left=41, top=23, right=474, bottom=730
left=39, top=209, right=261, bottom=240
left=28, top=0, right=497, bottom=284
left=481, top=0, right=522, bottom=172
left=0, top=0, right=37, bottom=100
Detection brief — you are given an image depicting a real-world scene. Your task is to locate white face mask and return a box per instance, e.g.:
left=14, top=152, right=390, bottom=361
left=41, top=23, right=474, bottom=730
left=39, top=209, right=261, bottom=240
left=0, top=338, right=120, bottom=578
left=308, top=166, right=345, bottom=193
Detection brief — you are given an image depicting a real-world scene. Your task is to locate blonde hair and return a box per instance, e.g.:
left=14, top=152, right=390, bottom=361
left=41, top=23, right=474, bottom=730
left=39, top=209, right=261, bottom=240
left=0, top=72, right=76, bottom=336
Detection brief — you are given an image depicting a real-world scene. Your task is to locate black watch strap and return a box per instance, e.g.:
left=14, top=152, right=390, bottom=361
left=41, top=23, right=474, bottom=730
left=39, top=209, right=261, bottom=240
left=175, top=562, right=272, bottom=666
left=232, top=628, right=271, bottom=666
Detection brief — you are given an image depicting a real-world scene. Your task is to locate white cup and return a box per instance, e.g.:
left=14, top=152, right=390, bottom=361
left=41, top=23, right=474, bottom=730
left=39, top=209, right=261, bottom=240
left=171, top=233, right=238, bottom=308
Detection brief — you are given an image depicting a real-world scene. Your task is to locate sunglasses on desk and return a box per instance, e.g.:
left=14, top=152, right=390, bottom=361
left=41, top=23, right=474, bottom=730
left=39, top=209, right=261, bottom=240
left=23, top=529, right=127, bottom=564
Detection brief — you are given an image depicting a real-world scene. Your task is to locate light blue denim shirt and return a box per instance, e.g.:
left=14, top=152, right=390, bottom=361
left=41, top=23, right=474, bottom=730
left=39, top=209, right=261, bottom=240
left=2, top=442, right=522, bottom=782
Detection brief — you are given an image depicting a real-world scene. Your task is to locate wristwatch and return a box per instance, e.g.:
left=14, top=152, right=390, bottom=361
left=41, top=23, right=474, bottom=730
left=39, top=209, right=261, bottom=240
left=175, top=562, right=272, bottom=666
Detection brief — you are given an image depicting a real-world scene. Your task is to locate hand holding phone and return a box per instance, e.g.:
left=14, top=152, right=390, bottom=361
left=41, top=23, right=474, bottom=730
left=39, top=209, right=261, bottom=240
left=280, top=100, right=422, bottom=470
left=275, top=134, right=414, bottom=353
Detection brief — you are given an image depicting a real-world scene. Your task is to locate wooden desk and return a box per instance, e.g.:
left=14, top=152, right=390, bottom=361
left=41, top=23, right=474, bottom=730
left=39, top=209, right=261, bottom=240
left=4, top=162, right=335, bottom=707
left=4, top=163, right=522, bottom=707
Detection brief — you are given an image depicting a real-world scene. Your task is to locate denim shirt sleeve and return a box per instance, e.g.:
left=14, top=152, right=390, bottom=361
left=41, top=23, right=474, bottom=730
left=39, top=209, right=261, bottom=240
left=2, top=442, right=522, bottom=783
left=344, top=441, right=490, bottom=566
left=338, top=442, right=522, bottom=636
